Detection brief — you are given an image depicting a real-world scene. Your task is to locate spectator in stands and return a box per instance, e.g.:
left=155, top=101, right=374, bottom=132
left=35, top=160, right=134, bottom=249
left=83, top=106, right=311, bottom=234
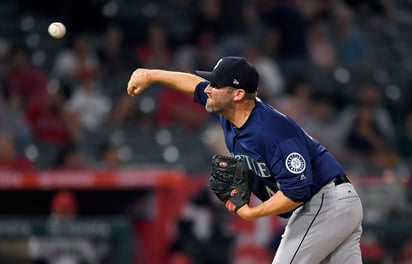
left=25, top=86, right=81, bottom=169
left=214, top=0, right=248, bottom=56
left=0, top=132, right=36, bottom=171
left=98, top=24, right=134, bottom=76
left=53, top=143, right=92, bottom=170
left=306, top=19, right=338, bottom=69
left=194, top=32, right=222, bottom=74
left=242, top=0, right=266, bottom=43
left=301, top=92, right=345, bottom=159
left=340, top=81, right=396, bottom=145
left=155, top=0, right=196, bottom=47
left=96, top=24, right=141, bottom=127
left=125, top=20, right=177, bottom=130
left=191, top=0, right=248, bottom=57
left=340, top=81, right=399, bottom=168
left=293, top=0, right=333, bottom=22
left=155, top=47, right=209, bottom=131
left=0, top=81, right=33, bottom=154
left=202, top=121, right=231, bottom=156
left=155, top=88, right=208, bottom=131
left=95, top=141, right=122, bottom=170
left=330, top=2, right=370, bottom=68
left=106, top=93, right=140, bottom=126
left=98, top=24, right=138, bottom=97
left=66, top=68, right=111, bottom=133
left=344, top=104, right=400, bottom=168
left=259, top=1, right=309, bottom=67
left=243, top=41, right=286, bottom=102
left=135, top=20, right=173, bottom=69
left=190, top=0, right=224, bottom=43
left=51, top=33, right=100, bottom=87
left=272, top=73, right=313, bottom=125
left=5, top=45, right=50, bottom=109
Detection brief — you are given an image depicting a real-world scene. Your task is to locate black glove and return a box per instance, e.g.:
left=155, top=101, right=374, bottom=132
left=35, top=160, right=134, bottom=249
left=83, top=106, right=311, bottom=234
left=208, top=155, right=254, bottom=212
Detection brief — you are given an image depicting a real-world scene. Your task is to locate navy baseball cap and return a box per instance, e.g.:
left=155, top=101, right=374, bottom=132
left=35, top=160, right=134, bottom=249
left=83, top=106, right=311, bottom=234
left=195, top=56, right=259, bottom=93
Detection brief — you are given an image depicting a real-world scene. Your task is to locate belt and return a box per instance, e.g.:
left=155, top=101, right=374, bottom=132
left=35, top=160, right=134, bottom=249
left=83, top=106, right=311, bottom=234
left=333, top=175, right=351, bottom=186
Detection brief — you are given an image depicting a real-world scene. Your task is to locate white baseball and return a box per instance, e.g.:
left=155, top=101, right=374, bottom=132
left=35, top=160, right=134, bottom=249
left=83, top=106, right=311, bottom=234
left=48, top=22, right=66, bottom=39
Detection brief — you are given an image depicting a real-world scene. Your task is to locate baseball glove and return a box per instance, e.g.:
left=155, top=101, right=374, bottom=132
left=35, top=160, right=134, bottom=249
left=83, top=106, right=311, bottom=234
left=208, top=155, right=254, bottom=212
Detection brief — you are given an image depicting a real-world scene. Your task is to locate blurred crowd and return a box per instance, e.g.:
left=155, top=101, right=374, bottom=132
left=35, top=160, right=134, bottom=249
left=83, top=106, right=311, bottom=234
left=0, top=0, right=411, bottom=175
left=1, top=0, right=412, bottom=263
left=0, top=0, right=412, bottom=202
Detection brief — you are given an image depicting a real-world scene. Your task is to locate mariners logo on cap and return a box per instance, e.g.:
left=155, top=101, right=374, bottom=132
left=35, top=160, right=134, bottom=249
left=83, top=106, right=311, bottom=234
left=285, top=152, right=306, bottom=174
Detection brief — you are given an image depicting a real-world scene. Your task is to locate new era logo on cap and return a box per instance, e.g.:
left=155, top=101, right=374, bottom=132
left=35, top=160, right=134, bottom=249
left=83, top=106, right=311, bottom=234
left=195, top=56, right=259, bottom=93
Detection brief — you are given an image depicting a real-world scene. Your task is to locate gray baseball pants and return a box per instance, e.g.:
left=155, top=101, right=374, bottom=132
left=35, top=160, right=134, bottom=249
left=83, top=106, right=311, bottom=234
left=272, top=181, right=363, bottom=264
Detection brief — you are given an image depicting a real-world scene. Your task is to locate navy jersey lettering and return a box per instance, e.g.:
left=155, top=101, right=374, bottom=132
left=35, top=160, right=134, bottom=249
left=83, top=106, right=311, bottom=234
left=194, top=81, right=346, bottom=202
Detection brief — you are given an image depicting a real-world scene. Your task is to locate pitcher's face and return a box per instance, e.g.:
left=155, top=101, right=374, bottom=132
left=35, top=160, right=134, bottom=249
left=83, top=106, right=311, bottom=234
left=204, top=83, right=235, bottom=113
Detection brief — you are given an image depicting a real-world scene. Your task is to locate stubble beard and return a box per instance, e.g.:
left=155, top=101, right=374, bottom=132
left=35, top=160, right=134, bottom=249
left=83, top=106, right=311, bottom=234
left=205, top=101, right=214, bottom=113
left=205, top=98, right=223, bottom=113
left=205, top=98, right=232, bottom=114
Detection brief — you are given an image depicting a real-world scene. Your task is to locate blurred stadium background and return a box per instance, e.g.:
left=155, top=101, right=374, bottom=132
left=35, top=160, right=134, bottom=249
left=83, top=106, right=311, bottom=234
left=0, top=0, right=412, bottom=263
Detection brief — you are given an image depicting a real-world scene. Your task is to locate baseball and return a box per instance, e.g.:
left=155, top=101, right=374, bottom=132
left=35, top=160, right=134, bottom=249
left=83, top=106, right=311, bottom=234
left=48, top=22, right=66, bottom=39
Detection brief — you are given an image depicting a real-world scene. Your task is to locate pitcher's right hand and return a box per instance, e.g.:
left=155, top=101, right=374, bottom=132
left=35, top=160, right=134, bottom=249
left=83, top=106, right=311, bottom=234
left=127, top=68, right=153, bottom=96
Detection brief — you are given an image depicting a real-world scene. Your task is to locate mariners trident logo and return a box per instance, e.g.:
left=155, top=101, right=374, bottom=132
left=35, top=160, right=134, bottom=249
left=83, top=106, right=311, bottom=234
left=285, top=152, right=306, bottom=174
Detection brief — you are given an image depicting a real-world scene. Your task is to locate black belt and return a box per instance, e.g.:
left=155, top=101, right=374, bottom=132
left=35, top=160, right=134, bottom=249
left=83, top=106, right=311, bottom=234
left=333, top=175, right=351, bottom=186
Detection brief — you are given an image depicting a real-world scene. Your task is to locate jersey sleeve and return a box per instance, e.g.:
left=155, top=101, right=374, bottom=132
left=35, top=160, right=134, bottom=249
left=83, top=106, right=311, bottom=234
left=193, top=81, right=209, bottom=106
left=271, top=137, right=313, bottom=201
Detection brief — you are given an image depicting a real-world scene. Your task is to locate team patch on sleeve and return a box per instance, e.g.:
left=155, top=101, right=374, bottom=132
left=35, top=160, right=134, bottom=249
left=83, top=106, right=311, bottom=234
left=285, top=152, right=306, bottom=174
